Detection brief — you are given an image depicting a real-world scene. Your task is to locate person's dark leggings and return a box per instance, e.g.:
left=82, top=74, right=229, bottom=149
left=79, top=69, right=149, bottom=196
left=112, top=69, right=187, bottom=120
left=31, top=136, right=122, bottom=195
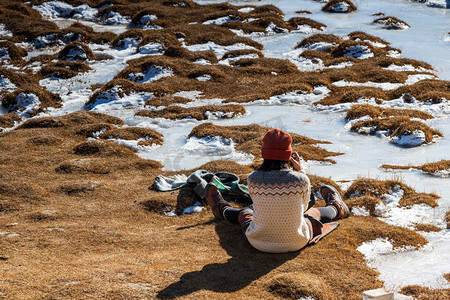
left=222, top=193, right=337, bottom=224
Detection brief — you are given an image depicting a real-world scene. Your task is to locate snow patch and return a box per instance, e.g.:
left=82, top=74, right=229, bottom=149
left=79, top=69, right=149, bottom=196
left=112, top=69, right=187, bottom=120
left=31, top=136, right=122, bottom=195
left=203, top=16, right=240, bottom=25
left=0, top=48, right=10, bottom=61
left=196, top=74, right=212, bottom=81
left=182, top=136, right=254, bottom=164
left=343, top=45, right=374, bottom=59
left=138, top=43, right=165, bottom=55
left=329, top=2, right=350, bottom=13
left=0, top=24, right=12, bottom=37
left=184, top=42, right=257, bottom=60
left=352, top=206, right=370, bottom=216
left=391, top=130, right=427, bottom=147
left=127, top=66, right=173, bottom=83
left=238, top=7, right=254, bottom=13
left=0, top=76, right=16, bottom=94
left=11, top=93, right=41, bottom=117
left=135, top=15, right=162, bottom=30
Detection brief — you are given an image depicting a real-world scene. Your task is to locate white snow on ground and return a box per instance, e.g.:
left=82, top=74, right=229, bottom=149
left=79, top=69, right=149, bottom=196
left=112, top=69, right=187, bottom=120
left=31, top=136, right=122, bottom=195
left=138, top=43, right=165, bottom=55
left=0, top=76, right=16, bottom=94
left=331, top=74, right=435, bottom=91
left=219, top=53, right=260, bottom=65
left=342, top=45, right=374, bottom=59
left=135, top=15, right=162, bottom=30
left=0, top=48, right=10, bottom=61
left=238, top=7, right=254, bottom=13
left=391, top=130, right=428, bottom=147
left=127, top=66, right=174, bottom=83
left=11, top=93, right=41, bottom=117
left=0, top=24, right=12, bottom=37
left=203, top=16, right=240, bottom=25
left=33, top=1, right=98, bottom=22
left=328, top=2, right=350, bottom=13
left=183, top=41, right=257, bottom=59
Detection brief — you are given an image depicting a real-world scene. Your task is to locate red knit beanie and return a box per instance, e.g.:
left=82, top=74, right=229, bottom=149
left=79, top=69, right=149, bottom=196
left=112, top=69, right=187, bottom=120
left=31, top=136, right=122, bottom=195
left=261, top=129, right=292, bottom=161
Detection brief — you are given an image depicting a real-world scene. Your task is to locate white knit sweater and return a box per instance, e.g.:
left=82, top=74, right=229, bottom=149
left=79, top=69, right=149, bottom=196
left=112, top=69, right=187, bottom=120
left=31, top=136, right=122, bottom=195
left=246, top=169, right=311, bottom=253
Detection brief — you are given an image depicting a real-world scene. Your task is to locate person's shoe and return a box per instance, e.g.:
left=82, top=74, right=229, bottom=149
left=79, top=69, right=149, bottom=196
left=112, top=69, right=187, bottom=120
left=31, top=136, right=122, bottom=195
left=319, top=185, right=350, bottom=219
left=205, top=183, right=230, bottom=220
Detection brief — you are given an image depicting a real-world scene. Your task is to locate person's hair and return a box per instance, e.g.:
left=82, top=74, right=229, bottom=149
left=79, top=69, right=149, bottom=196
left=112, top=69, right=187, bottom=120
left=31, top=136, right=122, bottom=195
left=259, top=159, right=289, bottom=171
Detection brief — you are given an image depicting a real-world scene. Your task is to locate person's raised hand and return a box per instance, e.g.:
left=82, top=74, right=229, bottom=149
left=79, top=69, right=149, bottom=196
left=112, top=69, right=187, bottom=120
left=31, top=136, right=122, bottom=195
left=290, top=152, right=303, bottom=171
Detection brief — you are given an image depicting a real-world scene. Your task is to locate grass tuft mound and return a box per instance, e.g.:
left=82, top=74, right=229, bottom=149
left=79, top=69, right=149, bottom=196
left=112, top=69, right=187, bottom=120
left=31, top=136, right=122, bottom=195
left=0, top=113, right=21, bottom=129
left=135, top=104, right=246, bottom=120
left=350, top=116, right=442, bottom=147
left=287, top=17, right=326, bottom=30
left=40, top=61, right=92, bottom=79
left=144, top=95, right=193, bottom=107
left=373, top=16, right=410, bottom=30
left=345, top=104, right=434, bottom=121
left=322, top=0, right=357, bottom=13
left=58, top=41, right=96, bottom=62
left=344, top=178, right=440, bottom=208
left=381, top=160, right=450, bottom=177
left=295, top=33, right=343, bottom=50
left=400, top=285, right=450, bottom=299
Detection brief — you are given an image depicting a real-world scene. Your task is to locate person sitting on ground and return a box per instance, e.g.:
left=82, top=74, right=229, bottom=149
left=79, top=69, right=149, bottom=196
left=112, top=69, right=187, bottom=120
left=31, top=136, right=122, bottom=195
left=205, top=128, right=349, bottom=253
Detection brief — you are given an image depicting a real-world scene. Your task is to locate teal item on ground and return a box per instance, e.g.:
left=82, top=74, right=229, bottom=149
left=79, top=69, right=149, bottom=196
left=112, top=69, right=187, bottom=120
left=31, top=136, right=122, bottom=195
left=154, top=170, right=250, bottom=201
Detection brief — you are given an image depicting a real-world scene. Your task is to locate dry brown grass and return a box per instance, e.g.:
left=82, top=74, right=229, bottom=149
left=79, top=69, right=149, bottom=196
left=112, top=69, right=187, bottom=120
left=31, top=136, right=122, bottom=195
left=381, top=160, right=450, bottom=177
left=40, top=61, right=92, bottom=79
left=164, top=46, right=218, bottom=64
left=0, top=2, right=59, bottom=42
left=345, top=104, right=434, bottom=121
left=400, top=285, right=450, bottom=299
left=350, top=116, right=442, bottom=146
left=295, top=33, right=343, bottom=50
left=0, top=109, right=435, bottom=299
left=316, top=86, right=388, bottom=106
left=413, top=223, right=441, bottom=232
left=445, top=273, right=450, bottom=282
left=144, top=95, right=193, bottom=107
left=348, top=31, right=390, bottom=47
left=373, top=16, right=410, bottom=29
left=222, top=49, right=264, bottom=60
left=0, top=41, right=27, bottom=63
left=58, top=41, right=96, bottom=61
left=135, top=104, right=246, bottom=120
left=188, top=122, right=342, bottom=166
left=322, top=0, right=357, bottom=13
left=0, top=113, right=21, bottom=129
left=344, top=178, right=440, bottom=208
left=389, top=79, right=450, bottom=103
left=295, top=10, right=313, bottom=14
left=287, top=17, right=326, bottom=30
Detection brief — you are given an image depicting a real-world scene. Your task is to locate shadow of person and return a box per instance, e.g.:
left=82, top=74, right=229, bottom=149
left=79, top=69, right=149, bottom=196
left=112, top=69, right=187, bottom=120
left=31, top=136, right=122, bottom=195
left=157, top=221, right=300, bottom=299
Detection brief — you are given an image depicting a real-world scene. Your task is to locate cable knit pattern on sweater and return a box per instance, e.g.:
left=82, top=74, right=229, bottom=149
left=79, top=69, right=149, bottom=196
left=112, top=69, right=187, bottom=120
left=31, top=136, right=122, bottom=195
left=246, top=169, right=311, bottom=253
